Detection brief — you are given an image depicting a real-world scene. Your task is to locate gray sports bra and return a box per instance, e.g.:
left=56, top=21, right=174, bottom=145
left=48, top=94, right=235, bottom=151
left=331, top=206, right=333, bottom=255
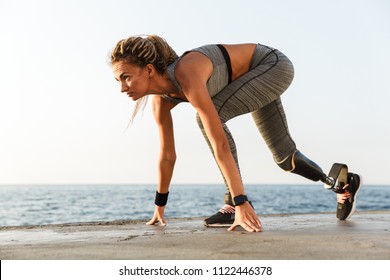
left=164, top=44, right=232, bottom=104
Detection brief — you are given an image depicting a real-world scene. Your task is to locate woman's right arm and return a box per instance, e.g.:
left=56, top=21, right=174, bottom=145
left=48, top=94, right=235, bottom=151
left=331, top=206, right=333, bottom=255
left=146, top=96, right=177, bottom=226
left=153, top=96, right=177, bottom=193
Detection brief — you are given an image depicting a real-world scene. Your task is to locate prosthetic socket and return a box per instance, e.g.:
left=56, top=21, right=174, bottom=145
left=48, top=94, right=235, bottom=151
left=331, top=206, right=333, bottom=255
left=278, top=150, right=334, bottom=186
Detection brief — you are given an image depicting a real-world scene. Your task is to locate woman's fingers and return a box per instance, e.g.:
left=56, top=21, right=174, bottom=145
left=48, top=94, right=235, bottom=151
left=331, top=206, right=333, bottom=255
left=228, top=221, right=261, bottom=232
left=146, top=218, right=167, bottom=226
left=228, top=216, right=263, bottom=232
left=227, top=223, right=238, bottom=232
left=146, top=206, right=167, bottom=226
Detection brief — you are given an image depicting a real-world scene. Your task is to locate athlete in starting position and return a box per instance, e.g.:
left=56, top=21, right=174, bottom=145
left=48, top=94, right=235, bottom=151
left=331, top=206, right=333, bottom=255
left=110, top=35, right=362, bottom=232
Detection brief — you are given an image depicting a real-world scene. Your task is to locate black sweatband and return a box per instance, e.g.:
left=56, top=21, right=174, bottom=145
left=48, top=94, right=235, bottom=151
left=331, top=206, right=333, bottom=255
left=155, top=191, right=169, bottom=206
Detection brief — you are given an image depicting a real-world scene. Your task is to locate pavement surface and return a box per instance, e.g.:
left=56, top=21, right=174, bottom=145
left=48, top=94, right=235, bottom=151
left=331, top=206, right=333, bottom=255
left=0, top=210, right=389, bottom=260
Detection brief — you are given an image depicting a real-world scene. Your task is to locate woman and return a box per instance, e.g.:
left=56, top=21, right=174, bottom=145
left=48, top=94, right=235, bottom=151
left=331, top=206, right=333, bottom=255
left=110, top=35, right=361, bottom=232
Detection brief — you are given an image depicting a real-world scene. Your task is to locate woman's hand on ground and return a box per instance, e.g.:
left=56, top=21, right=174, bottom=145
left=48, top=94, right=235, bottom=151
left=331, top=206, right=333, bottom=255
left=146, top=205, right=167, bottom=226
left=228, top=202, right=263, bottom=232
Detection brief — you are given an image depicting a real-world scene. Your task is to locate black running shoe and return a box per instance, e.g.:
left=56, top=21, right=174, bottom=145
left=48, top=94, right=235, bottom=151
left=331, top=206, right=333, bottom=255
left=336, top=173, right=362, bottom=220
left=204, top=204, right=235, bottom=227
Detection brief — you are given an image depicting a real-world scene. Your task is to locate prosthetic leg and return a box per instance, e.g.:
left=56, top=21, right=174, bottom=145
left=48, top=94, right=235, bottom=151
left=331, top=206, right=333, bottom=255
left=277, top=150, right=347, bottom=189
left=277, top=150, right=360, bottom=220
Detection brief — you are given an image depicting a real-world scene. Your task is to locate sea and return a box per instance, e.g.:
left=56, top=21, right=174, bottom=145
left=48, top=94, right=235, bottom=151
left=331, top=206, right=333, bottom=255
left=0, top=184, right=389, bottom=227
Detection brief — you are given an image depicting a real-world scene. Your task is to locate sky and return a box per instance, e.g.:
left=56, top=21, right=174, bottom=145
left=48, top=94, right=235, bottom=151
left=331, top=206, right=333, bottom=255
left=0, top=0, right=389, bottom=185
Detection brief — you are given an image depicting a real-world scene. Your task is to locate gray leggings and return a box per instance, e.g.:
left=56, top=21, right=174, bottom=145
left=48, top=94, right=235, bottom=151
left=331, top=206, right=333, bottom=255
left=196, top=45, right=297, bottom=202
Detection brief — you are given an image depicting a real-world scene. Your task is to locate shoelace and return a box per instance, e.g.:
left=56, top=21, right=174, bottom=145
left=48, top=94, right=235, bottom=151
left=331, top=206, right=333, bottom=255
left=218, top=204, right=235, bottom=214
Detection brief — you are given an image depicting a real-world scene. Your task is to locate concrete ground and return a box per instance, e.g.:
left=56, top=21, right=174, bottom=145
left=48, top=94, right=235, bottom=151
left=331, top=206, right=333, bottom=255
left=0, top=210, right=389, bottom=260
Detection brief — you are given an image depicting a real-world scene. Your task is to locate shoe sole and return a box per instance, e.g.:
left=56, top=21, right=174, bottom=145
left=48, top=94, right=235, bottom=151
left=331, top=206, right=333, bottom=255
left=204, top=222, right=233, bottom=228
left=345, top=174, right=363, bottom=219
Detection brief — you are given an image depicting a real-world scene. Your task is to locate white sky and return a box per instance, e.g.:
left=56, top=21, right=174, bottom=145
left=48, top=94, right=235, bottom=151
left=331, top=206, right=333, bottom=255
left=0, top=0, right=389, bottom=185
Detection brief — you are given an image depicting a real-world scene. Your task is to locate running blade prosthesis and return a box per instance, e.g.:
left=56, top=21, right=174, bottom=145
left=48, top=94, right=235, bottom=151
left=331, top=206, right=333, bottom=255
left=324, top=163, right=362, bottom=220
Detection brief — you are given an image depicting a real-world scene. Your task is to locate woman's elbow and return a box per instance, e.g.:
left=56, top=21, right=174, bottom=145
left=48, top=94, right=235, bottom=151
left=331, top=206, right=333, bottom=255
left=160, top=152, right=177, bottom=165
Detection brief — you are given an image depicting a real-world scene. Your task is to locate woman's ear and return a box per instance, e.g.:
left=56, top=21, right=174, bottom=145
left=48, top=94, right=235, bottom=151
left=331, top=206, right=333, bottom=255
left=146, top=64, right=154, bottom=77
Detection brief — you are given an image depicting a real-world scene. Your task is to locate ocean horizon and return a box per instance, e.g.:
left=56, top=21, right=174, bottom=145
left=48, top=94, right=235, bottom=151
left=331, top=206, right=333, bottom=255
left=0, top=184, right=389, bottom=227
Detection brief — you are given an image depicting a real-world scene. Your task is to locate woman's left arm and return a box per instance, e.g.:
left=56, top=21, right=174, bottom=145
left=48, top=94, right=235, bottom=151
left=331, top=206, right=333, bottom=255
left=176, top=53, right=262, bottom=232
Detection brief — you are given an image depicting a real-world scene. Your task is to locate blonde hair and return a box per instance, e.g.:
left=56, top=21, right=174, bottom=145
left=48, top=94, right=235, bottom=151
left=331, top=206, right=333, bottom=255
left=110, top=35, right=178, bottom=126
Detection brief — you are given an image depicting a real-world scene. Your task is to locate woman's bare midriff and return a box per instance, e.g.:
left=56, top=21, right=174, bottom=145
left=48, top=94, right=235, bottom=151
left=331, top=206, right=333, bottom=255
left=222, top=43, right=257, bottom=81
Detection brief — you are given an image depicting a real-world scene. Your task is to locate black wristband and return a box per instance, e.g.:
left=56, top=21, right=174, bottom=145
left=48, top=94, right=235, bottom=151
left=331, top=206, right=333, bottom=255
left=155, top=191, right=169, bottom=206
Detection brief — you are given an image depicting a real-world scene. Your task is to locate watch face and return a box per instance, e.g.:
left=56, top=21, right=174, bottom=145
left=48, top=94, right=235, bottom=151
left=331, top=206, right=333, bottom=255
left=234, top=195, right=246, bottom=205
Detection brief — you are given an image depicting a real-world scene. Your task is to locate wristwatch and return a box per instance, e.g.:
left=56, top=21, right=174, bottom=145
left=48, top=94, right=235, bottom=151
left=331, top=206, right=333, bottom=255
left=233, top=194, right=248, bottom=206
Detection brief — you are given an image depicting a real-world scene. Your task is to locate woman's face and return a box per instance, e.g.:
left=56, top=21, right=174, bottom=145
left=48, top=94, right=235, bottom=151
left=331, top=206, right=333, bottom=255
left=113, top=61, right=150, bottom=101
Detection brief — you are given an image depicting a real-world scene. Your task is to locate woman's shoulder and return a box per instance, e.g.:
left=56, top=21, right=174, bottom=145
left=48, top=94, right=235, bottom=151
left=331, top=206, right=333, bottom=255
left=174, top=51, right=213, bottom=86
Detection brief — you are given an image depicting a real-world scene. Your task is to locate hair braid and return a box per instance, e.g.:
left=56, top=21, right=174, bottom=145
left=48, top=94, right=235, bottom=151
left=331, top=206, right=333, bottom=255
left=110, top=35, right=178, bottom=74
